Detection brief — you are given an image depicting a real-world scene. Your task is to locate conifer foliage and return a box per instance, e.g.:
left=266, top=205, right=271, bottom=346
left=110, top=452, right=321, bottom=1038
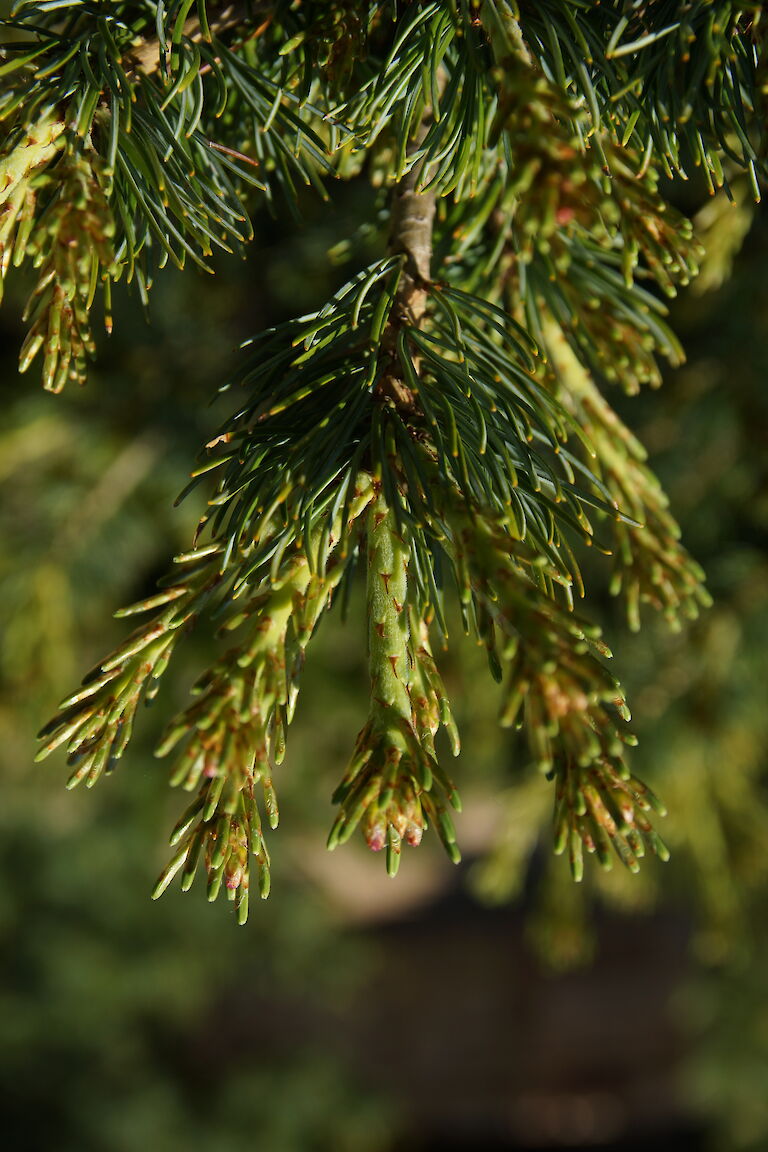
left=4, top=1, right=763, bottom=921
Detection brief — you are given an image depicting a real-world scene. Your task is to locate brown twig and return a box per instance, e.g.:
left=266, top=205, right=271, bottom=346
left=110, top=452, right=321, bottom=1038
left=376, top=117, right=437, bottom=411
left=388, top=117, right=436, bottom=329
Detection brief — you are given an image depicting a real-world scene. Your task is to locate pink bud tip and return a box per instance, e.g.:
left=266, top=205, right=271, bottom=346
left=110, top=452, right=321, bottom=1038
left=366, top=826, right=386, bottom=852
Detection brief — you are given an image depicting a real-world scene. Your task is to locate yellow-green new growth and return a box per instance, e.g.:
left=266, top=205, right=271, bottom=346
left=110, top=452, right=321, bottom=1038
left=329, top=487, right=461, bottom=876
left=151, top=477, right=377, bottom=920
left=19, top=148, right=116, bottom=392
left=424, top=477, right=669, bottom=877
left=543, top=319, right=712, bottom=631
left=0, top=115, right=65, bottom=257
left=1, top=113, right=116, bottom=391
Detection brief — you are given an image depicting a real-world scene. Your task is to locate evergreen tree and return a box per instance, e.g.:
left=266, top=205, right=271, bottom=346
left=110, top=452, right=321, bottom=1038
left=3, top=1, right=763, bottom=922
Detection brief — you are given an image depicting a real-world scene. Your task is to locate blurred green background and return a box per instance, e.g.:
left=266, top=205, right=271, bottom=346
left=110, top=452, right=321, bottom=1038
left=1, top=169, right=767, bottom=1151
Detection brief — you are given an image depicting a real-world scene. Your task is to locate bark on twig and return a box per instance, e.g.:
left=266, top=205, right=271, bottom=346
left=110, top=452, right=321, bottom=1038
left=388, top=119, right=436, bottom=328
left=377, top=119, right=437, bottom=410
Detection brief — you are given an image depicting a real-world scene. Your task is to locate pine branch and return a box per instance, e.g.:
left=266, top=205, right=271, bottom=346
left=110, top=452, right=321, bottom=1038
left=0, top=0, right=333, bottom=389
left=326, top=106, right=465, bottom=873
left=31, top=0, right=768, bottom=920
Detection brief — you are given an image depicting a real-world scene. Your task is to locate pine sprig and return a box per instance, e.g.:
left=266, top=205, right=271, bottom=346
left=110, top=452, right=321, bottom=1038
left=0, top=16, right=258, bottom=267
left=426, top=480, right=670, bottom=876
left=154, top=776, right=267, bottom=925
left=340, top=0, right=493, bottom=199
left=542, top=320, right=712, bottom=631
left=152, top=490, right=375, bottom=913
left=516, top=0, right=764, bottom=193
left=16, top=146, right=116, bottom=391
left=515, top=236, right=685, bottom=394
left=195, top=255, right=620, bottom=615
left=35, top=544, right=225, bottom=788
left=328, top=489, right=461, bottom=875
left=553, top=760, right=670, bottom=883
left=37, top=472, right=375, bottom=919
left=0, top=1, right=346, bottom=384
left=438, top=64, right=702, bottom=304
left=185, top=256, right=405, bottom=580
left=0, top=114, right=65, bottom=293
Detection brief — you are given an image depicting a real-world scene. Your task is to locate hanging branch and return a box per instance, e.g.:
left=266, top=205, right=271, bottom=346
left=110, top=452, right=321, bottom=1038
left=329, top=104, right=463, bottom=873
left=24, top=1, right=768, bottom=920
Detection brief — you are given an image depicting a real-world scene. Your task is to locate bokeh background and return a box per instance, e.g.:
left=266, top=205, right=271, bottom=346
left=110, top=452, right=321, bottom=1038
left=1, top=160, right=767, bottom=1151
